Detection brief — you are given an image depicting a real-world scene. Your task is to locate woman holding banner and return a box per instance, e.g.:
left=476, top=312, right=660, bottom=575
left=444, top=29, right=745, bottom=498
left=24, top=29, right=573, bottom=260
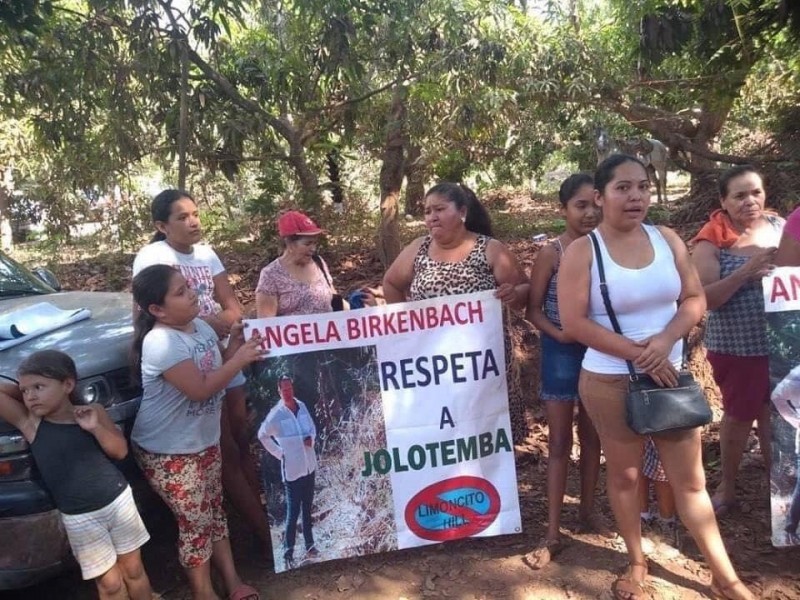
left=558, top=155, right=752, bottom=600
left=691, top=165, right=784, bottom=518
left=382, top=183, right=527, bottom=308
left=256, top=211, right=339, bottom=317
left=256, top=210, right=382, bottom=317
left=382, top=183, right=529, bottom=440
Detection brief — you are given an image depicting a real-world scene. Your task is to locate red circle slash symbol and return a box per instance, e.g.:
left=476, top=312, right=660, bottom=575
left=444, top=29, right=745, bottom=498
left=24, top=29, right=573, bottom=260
left=404, top=476, right=501, bottom=542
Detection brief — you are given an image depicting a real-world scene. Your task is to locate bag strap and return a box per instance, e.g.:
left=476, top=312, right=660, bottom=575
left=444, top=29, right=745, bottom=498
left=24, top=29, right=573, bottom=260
left=589, top=231, right=639, bottom=380
left=311, top=254, right=333, bottom=289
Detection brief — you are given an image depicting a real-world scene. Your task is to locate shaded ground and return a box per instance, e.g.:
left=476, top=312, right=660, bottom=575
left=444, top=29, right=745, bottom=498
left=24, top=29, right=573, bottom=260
left=7, top=189, right=800, bottom=599
left=14, top=418, right=799, bottom=600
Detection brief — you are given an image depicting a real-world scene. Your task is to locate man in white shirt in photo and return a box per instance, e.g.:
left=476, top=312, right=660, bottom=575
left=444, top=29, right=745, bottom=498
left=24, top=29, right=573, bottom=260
left=258, top=375, right=318, bottom=568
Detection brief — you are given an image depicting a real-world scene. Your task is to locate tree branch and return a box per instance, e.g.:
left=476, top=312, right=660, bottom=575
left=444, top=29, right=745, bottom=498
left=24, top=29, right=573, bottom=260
left=601, top=97, right=797, bottom=168
left=308, top=73, right=415, bottom=114
left=183, top=46, right=298, bottom=143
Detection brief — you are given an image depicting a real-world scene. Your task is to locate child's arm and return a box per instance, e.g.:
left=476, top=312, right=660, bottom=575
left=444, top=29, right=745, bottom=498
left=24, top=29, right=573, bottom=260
left=73, top=404, right=128, bottom=460
left=204, top=271, right=242, bottom=338
left=526, top=243, right=570, bottom=342
left=0, top=381, right=36, bottom=441
left=163, top=335, right=266, bottom=402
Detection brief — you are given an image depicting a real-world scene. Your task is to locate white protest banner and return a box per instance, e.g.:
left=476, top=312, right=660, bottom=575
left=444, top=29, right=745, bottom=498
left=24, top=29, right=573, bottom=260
left=244, top=290, right=522, bottom=572
left=764, top=267, right=800, bottom=547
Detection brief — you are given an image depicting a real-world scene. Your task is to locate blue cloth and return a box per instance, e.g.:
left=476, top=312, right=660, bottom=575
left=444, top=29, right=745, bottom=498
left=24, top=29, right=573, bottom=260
left=539, top=332, right=585, bottom=402
left=348, top=290, right=366, bottom=309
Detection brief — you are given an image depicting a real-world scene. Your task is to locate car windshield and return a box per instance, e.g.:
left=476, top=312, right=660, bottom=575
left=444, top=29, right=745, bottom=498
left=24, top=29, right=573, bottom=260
left=0, top=252, right=54, bottom=297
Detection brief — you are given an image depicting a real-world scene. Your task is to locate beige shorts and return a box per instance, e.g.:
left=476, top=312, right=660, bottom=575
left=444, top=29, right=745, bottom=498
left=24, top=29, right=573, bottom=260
left=578, top=369, right=640, bottom=444
left=61, top=486, right=150, bottom=580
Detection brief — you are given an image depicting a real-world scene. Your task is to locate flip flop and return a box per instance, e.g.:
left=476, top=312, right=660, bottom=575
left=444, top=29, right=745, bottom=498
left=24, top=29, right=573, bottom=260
left=522, top=537, right=564, bottom=570
left=228, top=583, right=260, bottom=600
left=711, top=497, right=739, bottom=518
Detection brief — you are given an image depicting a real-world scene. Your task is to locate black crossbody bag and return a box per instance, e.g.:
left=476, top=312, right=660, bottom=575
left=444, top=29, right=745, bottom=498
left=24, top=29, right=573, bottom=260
left=589, top=231, right=711, bottom=435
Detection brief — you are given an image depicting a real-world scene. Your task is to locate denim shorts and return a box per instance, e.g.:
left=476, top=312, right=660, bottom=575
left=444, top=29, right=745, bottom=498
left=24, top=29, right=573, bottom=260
left=539, top=332, right=586, bottom=402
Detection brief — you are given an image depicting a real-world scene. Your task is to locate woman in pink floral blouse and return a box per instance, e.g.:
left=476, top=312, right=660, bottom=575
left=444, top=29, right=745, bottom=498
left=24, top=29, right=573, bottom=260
left=256, top=211, right=338, bottom=317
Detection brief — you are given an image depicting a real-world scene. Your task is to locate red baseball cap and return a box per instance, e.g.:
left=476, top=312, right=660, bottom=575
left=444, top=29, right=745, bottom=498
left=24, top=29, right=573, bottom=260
left=277, top=211, right=324, bottom=237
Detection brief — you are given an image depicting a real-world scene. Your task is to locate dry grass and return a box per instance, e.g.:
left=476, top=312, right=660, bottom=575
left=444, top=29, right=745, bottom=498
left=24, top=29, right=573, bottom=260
left=314, top=391, right=397, bottom=557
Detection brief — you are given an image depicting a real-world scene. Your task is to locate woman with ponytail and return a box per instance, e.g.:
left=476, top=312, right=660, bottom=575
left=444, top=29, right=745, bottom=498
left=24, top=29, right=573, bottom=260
left=132, top=190, right=271, bottom=552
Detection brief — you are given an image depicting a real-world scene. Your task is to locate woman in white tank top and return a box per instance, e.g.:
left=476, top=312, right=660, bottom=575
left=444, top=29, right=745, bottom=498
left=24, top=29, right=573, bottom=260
left=557, top=155, right=753, bottom=600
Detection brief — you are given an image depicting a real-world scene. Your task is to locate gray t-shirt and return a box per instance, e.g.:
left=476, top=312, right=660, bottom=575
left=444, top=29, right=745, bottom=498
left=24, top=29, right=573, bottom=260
left=132, top=319, right=224, bottom=454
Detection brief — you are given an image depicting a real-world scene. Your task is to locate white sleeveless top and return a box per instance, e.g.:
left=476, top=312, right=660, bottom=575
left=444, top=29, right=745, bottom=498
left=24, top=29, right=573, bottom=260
left=582, top=224, right=683, bottom=375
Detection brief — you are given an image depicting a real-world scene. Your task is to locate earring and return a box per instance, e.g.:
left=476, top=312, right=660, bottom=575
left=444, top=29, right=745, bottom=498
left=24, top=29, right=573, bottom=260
left=461, top=216, right=466, bottom=223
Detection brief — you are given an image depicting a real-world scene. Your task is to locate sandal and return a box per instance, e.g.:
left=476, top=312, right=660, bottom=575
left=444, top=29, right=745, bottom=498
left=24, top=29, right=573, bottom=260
left=709, top=578, right=755, bottom=600
left=228, top=583, right=260, bottom=600
left=612, top=562, right=650, bottom=600
left=522, top=537, right=564, bottom=570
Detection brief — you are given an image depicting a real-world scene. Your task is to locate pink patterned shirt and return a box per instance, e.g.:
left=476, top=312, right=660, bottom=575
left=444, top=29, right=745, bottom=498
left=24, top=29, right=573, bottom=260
left=256, top=257, right=333, bottom=316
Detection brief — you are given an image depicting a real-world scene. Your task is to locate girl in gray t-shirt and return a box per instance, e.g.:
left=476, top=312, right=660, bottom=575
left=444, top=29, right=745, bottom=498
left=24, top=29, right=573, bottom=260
left=130, top=264, right=265, bottom=600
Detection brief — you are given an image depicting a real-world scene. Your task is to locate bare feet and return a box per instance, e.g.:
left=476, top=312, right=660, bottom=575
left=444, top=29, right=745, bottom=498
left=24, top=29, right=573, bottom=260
left=522, top=537, right=564, bottom=570
left=710, top=578, right=755, bottom=600
left=576, top=512, right=617, bottom=539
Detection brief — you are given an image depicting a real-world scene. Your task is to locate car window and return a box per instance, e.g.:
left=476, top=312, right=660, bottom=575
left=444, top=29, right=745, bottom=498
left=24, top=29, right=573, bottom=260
left=0, top=252, right=54, bottom=297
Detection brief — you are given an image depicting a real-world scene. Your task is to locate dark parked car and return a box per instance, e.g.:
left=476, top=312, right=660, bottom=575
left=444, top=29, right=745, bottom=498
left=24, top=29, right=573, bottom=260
left=0, top=250, right=142, bottom=590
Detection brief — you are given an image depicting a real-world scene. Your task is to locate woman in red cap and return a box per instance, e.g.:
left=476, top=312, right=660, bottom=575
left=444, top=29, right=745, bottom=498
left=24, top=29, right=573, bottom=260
left=256, top=211, right=340, bottom=317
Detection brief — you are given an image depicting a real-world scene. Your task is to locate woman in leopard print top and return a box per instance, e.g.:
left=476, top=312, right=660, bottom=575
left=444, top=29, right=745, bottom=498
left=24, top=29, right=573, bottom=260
left=383, top=183, right=530, bottom=443
left=383, top=183, right=527, bottom=306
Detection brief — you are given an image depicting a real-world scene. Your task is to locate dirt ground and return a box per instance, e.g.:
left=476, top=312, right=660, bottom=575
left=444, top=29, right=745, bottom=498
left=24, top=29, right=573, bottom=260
left=228, top=420, right=800, bottom=600
left=13, top=329, right=800, bottom=600
left=9, top=191, right=800, bottom=600
left=17, top=411, right=800, bottom=600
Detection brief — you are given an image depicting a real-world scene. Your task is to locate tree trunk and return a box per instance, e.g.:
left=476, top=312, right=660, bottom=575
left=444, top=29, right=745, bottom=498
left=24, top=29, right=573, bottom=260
left=177, top=38, right=189, bottom=189
left=286, top=127, right=320, bottom=209
left=403, top=144, right=425, bottom=217
left=327, top=150, right=344, bottom=210
left=183, top=46, right=321, bottom=207
left=377, top=86, right=407, bottom=267
left=159, top=0, right=189, bottom=188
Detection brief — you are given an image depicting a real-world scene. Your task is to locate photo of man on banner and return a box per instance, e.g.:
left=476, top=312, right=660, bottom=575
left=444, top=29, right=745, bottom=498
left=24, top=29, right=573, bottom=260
left=258, top=375, right=318, bottom=569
